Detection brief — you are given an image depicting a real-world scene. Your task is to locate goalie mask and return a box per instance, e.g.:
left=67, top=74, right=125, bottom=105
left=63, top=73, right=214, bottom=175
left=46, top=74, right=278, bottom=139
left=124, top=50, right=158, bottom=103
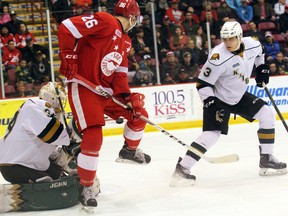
left=39, top=82, right=66, bottom=110
left=113, top=0, right=140, bottom=32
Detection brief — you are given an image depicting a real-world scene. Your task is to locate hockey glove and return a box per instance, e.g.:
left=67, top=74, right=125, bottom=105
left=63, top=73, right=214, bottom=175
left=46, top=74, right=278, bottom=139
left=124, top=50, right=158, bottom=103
left=62, top=141, right=81, bottom=157
left=203, top=96, right=225, bottom=123
left=255, top=64, right=269, bottom=88
left=124, top=93, right=145, bottom=118
left=59, top=51, right=78, bottom=80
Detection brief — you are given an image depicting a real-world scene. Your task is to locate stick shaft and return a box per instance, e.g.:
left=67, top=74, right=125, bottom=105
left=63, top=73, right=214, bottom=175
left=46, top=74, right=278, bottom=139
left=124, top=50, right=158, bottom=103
left=263, top=83, right=288, bottom=132
left=70, top=74, right=239, bottom=164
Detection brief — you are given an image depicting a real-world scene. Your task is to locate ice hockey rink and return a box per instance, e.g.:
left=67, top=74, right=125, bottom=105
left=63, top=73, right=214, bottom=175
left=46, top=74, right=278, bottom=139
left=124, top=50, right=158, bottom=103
left=1, top=121, right=288, bottom=216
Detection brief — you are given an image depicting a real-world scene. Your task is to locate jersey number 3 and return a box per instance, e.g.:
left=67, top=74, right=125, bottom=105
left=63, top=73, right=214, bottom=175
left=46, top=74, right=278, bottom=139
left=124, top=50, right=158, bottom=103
left=203, top=67, right=212, bottom=77
left=82, top=15, right=98, bottom=29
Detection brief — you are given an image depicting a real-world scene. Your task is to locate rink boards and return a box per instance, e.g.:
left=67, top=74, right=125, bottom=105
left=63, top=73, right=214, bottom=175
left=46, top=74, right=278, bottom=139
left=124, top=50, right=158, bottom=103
left=0, top=76, right=288, bottom=137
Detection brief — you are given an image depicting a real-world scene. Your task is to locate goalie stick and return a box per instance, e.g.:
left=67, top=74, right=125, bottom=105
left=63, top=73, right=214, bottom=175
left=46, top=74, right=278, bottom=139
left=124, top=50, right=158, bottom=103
left=68, top=74, right=239, bottom=164
left=263, top=83, right=288, bottom=133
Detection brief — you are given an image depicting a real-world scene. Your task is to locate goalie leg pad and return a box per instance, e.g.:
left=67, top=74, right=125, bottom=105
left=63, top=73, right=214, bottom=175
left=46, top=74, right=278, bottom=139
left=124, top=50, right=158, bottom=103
left=0, top=176, right=81, bottom=213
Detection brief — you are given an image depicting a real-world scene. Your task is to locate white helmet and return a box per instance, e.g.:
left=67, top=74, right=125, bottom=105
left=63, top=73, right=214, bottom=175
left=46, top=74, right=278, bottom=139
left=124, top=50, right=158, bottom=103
left=220, top=21, right=243, bottom=41
left=39, top=82, right=66, bottom=110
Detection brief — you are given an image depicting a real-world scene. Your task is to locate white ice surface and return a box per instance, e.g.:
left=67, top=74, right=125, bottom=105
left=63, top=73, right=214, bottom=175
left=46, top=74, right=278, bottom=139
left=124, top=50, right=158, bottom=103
left=1, top=121, right=288, bottom=216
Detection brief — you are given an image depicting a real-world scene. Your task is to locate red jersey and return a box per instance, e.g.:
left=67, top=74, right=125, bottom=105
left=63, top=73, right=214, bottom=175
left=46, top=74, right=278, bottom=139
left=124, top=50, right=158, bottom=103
left=0, top=33, right=16, bottom=47
left=15, top=32, right=36, bottom=49
left=58, top=12, right=131, bottom=96
left=2, top=46, right=22, bottom=66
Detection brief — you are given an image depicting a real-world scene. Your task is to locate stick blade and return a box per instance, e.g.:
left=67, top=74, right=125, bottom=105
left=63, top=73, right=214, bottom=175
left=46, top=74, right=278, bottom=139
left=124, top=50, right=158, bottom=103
left=205, top=154, right=239, bottom=164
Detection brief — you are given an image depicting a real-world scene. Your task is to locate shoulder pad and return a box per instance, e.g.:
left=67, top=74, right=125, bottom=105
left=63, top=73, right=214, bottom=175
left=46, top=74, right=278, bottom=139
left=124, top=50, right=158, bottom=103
left=207, top=44, right=233, bottom=66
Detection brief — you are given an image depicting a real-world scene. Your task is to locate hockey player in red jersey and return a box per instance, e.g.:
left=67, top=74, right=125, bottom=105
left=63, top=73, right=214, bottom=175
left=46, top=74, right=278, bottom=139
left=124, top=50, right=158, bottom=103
left=57, top=0, right=151, bottom=210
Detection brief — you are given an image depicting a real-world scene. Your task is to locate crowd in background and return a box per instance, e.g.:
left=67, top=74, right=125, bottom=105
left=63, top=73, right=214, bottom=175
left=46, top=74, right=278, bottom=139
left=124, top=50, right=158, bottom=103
left=1, top=0, right=288, bottom=98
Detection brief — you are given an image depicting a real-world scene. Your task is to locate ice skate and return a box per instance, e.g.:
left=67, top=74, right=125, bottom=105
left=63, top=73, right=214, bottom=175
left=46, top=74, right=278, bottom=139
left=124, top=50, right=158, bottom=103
left=115, top=144, right=151, bottom=164
left=79, top=185, right=98, bottom=214
left=259, top=153, right=287, bottom=176
left=170, top=158, right=196, bottom=187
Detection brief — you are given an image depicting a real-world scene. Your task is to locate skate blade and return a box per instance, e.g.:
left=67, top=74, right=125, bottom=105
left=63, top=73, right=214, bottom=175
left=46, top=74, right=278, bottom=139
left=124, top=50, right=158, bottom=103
left=115, top=157, right=147, bottom=165
left=79, top=205, right=95, bottom=214
left=259, top=168, right=288, bottom=176
left=169, top=175, right=195, bottom=187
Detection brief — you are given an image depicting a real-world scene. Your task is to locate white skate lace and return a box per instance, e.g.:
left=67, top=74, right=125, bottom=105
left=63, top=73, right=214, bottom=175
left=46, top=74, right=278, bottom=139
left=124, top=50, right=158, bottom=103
left=135, top=149, right=145, bottom=161
left=269, top=155, right=280, bottom=163
left=82, top=186, right=97, bottom=200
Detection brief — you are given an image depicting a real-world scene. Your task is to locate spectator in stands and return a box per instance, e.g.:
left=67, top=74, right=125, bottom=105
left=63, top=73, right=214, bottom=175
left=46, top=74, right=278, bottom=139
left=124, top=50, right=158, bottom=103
left=165, top=0, right=185, bottom=24
left=2, top=39, right=21, bottom=70
left=186, top=6, right=200, bottom=23
left=253, top=0, right=276, bottom=24
left=132, top=27, right=152, bottom=58
left=181, top=11, right=199, bottom=38
left=51, top=0, right=74, bottom=24
left=156, top=27, right=169, bottom=62
left=169, top=25, right=188, bottom=58
left=0, top=1, right=9, bottom=10
left=178, top=51, right=199, bottom=82
left=279, top=4, right=288, bottom=39
left=263, top=31, right=281, bottom=61
left=269, top=62, right=279, bottom=75
left=133, top=54, right=156, bottom=86
left=198, top=40, right=212, bottom=66
left=76, top=0, right=93, bottom=11
left=141, top=15, right=154, bottom=49
left=30, top=50, right=51, bottom=84
left=160, top=15, right=175, bottom=41
left=217, top=0, right=237, bottom=26
left=13, top=80, right=33, bottom=97
left=200, top=1, right=218, bottom=22
left=274, top=0, right=286, bottom=20
left=154, top=0, right=169, bottom=24
left=160, top=51, right=181, bottom=84
left=225, top=0, right=241, bottom=10
left=0, top=5, right=10, bottom=25
left=5, top=11, right=25, bottom=35
left=0, top=25, right=15, bottom=47
left=15, top=59, right=33, bottom=84
left=278, top=65, right=288, bottom=74
left=201, top=10, right=221, bottom=39
left=178, top=0, right=189, bottom=12
left=235, top=0, right=254, bottom=24
left=180, top=38, right=201, bottom=65
left=128, top=47, right=140, bottom=73
left=188, top=0, right=203, bottom=17
left=190, top=26, right=207, bottom=50
left=21, top=36, right=49, bottom=64
left=15, top=23, right=36, bottom=50
left=245, top=21, right=265, bottom=43
left=74, top=5, right=84, bottom=16
left=272, top=51, right=288, bottom=70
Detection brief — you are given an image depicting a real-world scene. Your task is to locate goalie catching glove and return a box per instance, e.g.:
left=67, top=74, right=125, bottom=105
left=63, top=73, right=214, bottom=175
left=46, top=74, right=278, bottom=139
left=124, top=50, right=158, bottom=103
left=59, top=51, right=78, bottom=80
left=255, top=64, right=269, bottom=88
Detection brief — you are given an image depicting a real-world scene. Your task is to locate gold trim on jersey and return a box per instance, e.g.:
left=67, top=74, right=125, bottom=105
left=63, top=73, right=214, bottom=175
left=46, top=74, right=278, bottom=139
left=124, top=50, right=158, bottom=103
left=38, top=118, right=64, bottom=143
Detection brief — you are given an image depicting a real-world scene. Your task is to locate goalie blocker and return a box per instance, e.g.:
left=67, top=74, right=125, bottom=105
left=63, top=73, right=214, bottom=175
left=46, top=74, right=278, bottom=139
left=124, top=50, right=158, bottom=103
left=0, top=176, right=80, bottom=213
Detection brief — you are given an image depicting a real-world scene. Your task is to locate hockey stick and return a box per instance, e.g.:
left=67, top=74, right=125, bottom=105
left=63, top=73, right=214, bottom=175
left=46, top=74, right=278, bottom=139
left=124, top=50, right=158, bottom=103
left=54, top=84, right=71, bottom=135
left=263, top=83, right=288, bottom=132
left=69, top=74, right=239, bottom=164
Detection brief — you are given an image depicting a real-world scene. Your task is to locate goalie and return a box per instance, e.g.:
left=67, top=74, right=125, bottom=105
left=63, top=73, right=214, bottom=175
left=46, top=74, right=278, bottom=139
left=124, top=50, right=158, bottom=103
left=0, top=82, right=83, bottom=212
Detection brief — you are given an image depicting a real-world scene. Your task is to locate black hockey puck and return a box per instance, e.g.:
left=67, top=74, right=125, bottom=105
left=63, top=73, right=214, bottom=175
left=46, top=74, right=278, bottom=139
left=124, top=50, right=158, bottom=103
left=116, top=118, right=124, bottom=124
